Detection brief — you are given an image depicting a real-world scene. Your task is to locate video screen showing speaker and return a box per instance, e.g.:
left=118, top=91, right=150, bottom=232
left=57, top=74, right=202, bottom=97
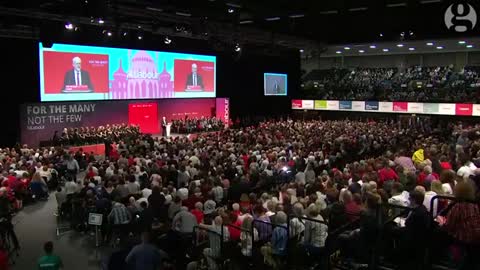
left=39, top=42, right=216, bottom=102
left=264, top=73, right=287, bottom=96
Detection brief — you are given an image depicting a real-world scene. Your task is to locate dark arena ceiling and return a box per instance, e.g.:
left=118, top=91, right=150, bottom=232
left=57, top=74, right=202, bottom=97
left=1, top=0, right=479, bottom=52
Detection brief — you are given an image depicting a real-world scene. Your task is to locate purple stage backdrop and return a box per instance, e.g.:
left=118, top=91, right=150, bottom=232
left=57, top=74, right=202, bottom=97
left=20, top=98, right=225, bottom=147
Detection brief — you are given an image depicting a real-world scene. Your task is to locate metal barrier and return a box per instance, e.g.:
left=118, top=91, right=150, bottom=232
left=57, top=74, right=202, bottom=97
left=193, top=225, right=227, bottom=270
left=251, top=218, right=288, bottom=269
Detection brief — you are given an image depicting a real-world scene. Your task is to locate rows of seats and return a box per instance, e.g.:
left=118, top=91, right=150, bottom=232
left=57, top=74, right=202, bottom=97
left=302, top=66, right=480, bottom=102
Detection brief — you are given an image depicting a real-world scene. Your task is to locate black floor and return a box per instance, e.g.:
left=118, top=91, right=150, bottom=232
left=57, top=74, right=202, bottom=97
left=12, top=174, right=110, bottom=270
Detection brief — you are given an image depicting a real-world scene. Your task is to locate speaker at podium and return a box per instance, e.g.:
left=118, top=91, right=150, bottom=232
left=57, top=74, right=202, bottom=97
left=161, top=116, right=172, bottom=137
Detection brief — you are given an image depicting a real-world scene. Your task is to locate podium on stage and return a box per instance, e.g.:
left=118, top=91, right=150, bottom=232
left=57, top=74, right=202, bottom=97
left=166, top=123, right=172, bottom=137
left=63, top=85, right=92, bottom=93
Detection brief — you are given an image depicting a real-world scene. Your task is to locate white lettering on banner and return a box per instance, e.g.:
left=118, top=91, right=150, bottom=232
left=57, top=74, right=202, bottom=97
left=24, top=103, right=97, bottom=132
left=27, top=106, right=47, bottom=115
left=224, top=99, right=229, bottom=127
left=66, top=114, right=82, bottom=122
left=27, top=116, right=47, bottom=125
left=127, top=71, right=159, bottom=79
left=68, top=104, right=96, bottom=113
left=49, top=105, right=67, bottom=114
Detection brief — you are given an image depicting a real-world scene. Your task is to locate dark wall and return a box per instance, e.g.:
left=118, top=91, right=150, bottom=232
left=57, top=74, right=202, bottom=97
left=0, top=37, right=299, bottom=146
left=217, top=50, right=299, bottom=119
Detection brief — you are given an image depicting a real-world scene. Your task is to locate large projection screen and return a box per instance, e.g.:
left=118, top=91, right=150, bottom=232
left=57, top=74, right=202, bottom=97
left=39, top=42, right=216, bottom=101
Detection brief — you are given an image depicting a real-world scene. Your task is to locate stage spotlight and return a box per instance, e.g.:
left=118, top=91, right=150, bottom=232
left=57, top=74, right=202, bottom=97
left=379, top=33, right=383, bottom=37
left=400, top=31, right=405, bottom=37
left=397, top=44, right=404, bottom=47
left=382, top=48, right=389, bottom=52
left=409, top=47, right=415, bottom=51
left=107, top=31, right=112, bottom=36
left=358, top=50, right=365, bottom=53
left=436, top=46, right=443, bottom=49
left=234, top=44, right=241, bottom=52
left=426, top=42, right=434, bottom=46
left=458, top=41, right=466, bottom=44
left=344, top=46, right=350, bottom=50
left=467, top=44, right=474, bottom=48
left=369, top=45, right=376, bottom=49
left=98, top=18, right=105, bottom=24
left=409, top=30, right=414, bottom=36
left=164, top=36, right=172, bottom=44
left=335, top=50, right=342, bottom=54
left=65, top=23, right=74, bottom=30
left=138, top=35, right=143, bottom=40
left=228, top=8, right=234, bottom=13
left=299, top=49, right=304, bottom=53
left=122, top=31, right=128, bottom=36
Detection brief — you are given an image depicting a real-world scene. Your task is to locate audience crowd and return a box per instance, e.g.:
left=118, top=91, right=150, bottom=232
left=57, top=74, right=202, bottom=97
left=302, top=65, right=480, bottom=103
left=2, top=117, right=480, bottom=270
left=171, top=117, right=225, bottom=134
left=55, top=124, right=140, bottom=146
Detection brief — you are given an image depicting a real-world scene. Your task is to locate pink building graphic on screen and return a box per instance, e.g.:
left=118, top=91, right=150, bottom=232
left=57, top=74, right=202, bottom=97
left=110, top=50, right=174, bottom=99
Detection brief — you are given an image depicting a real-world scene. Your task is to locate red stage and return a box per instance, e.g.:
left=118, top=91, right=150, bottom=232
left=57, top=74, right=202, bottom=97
left=68, top=144, right=105, bottom=156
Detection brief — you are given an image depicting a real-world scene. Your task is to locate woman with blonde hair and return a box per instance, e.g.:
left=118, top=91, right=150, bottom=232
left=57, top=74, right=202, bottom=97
left=440, top=170, right=456, bottom=195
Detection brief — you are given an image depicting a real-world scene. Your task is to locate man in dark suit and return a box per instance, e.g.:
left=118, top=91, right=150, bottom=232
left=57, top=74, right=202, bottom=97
left=273, top=80, right=282, bottom=94
left=396, top=190, right=432, bottom=270
left=161, top=117, right=167, bottom=137
left=185, top=63, right=204, bottom=90
left=62, top=56, right=94, bottom=92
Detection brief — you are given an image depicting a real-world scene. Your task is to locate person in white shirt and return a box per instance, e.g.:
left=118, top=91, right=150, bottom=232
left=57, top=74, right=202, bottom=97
left=142, top=186, right=152, bottom=198
left=39, top=165, right=52, bottom=182
left=240, top=216, right=258, bottom=257
left=289, top=203, right=305, bottom=241
left=456, top=153, right=477, bottom=180
left=422, top=182, right=438, bottom=216
left=65, top=178, right=79, bottom=195
left=105, top=164, right=115, bottom=177
left=388, top=182, right=410, bottom=207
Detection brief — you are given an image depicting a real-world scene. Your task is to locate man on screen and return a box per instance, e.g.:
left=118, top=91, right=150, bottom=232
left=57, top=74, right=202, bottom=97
left=62, top=56, right=94, bottom=92
left=185, top=63, right=204, bottom=91
left=273, top=80, right=282, bottom=94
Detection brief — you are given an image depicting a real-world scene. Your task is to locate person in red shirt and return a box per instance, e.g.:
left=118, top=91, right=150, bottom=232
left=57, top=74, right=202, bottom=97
left=417, top=165, right=439, bottom=187
left=226, top=211, right=241, bottom=241
left=377, top=160, right=399, bottom=188
left=191, top=202, right=205, bottom=224
left=232, top=203, right=241, bottom=220
left=128, top=154, right=135, bottom=167
left=6, top=172, right=16, bottom=189
left=183, top=188, right=203, bottom=210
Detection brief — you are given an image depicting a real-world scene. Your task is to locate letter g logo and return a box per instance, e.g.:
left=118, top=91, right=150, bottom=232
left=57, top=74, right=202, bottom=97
left=444, top=2, right=477, bottom=32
